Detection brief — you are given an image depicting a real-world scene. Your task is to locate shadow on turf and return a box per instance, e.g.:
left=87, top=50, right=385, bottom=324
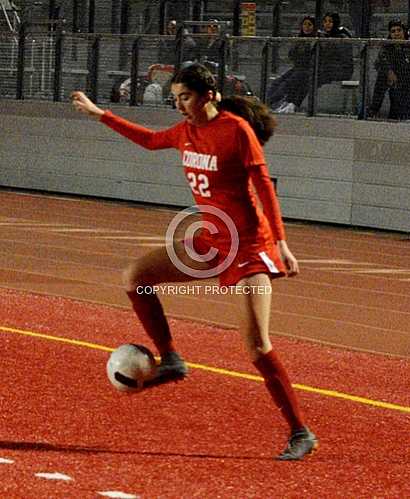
left=0, top=440, right=276, bottom=461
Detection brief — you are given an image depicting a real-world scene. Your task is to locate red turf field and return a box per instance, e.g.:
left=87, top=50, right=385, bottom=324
left=0, top=190, right=409, bottom=498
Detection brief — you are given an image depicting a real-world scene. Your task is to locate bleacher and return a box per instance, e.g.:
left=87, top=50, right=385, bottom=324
left=1, top=0, right=410, bottom=118
left=4, top=1, right=410, bottom=37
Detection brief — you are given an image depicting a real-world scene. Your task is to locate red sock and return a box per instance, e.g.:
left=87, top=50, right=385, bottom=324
left=253, top=350, right=305, bottom=432
left=126, top=290, right=176, bottom=356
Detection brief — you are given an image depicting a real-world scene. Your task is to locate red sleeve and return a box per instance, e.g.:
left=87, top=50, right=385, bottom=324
left=249, top=163, right=286, bottom=241
left=237, top=121, right=286, bottom=241
left=237, top=120, right=266, bottom=167
left=100, top=110, right=181, bottom=150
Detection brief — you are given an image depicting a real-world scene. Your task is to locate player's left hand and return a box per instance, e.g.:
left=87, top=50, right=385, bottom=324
left=277, top=240, right=299, bottom=277
left=71, top=91, right=105, bottom=119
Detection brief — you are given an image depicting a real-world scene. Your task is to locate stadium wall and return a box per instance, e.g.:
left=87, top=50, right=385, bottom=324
left=1, top=100, right=409, bottom=233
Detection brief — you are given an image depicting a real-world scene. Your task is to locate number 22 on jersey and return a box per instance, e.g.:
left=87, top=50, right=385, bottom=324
left=186, top=172, right=211, bottom=198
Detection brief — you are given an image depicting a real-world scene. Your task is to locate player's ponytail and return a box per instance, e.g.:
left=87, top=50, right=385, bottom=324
left=217, top=95, right=276, bottom=145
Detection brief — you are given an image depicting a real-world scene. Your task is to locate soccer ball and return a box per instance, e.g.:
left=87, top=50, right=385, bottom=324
left=106, top=344, right=157, bottom=392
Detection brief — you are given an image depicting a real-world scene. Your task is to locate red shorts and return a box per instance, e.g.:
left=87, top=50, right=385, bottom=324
left=192, top=236, right=286, bottom=286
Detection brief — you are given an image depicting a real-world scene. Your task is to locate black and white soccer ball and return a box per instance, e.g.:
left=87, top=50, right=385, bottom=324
left=106, top=344, right=157, bottom=392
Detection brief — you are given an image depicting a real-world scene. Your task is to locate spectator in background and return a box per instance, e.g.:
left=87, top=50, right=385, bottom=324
left=271, top=13, right=354, bottom=114
left=160, top=20, right=198, bottom=66
left=200, top=20, right=224, bottom=65
left=318, top=12, right=354, bottom=85
left=159, top=20, right=179, bottom=65
left=166, top=19, right=177, bottom=36
left=180, top=25, right=198, bottom=64
left=369, top=20, right=410, bottom=119
left=268, top=15, right=317, bottom=113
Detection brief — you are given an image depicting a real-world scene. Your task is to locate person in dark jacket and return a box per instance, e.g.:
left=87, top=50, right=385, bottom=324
left=159, top=20, right=198, bottom=66
left=268, top=15, right=317, bottom=113
left=318, top=12, right=354, bottom=85
left=159, top=20, right=179, bottom=65
left=369, top=20, right=410, bottom=119
left=271, top=13, right=354, bottom=113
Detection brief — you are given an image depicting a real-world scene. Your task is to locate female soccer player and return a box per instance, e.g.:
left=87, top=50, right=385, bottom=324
left=71, top=63, right=318, bottom=461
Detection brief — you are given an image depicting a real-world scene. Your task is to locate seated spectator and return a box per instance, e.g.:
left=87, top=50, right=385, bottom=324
left=159, top=20, right=179, bottom=65
left=318, top=12, right=354, bottom=85
left=166, top=19, right=177, bottom=36
left=268, top=15, right=317, bottom=113
left=159, top=20, right=198, bottom=66
left=369, top=20, right=410, bottom=119
left=180, top=26, right=198, bottom=64
left=197, top=20, right=226, bottom=65
left=271, top=13, right=354, bottom=114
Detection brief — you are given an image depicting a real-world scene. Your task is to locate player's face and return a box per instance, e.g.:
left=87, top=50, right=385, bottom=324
left=171, top=83, right=212, bottom=125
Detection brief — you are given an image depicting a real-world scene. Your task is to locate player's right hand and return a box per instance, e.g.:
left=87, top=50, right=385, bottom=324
left=277, top=240, right=299, bottom=277
left=71, top=91, right=105, bottom=119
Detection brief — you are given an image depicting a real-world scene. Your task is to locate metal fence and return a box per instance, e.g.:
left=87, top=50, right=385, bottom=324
left=2, top=23, right=410, bottom=121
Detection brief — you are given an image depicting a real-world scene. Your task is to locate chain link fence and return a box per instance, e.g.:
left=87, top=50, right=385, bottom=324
left=0, top=31, right=19, bottom=98
left=2, top=24, right=410, bottom=121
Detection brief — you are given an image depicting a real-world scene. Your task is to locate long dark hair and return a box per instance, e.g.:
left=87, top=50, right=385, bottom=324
left=299, top=15, right=317, bottom=37
left=322, top=12, right=341, bottom=36
left=170, top=62, right=218, bottom=97
left=217, top=95, right=276, bottom=145
left=171, top=63, right=276, bottom=145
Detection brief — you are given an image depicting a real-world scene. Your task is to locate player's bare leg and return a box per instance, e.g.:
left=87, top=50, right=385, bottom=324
left=236, top=273, right=318, bottom=460
left=123, top=240, right=210, bottom=386
left=236, top=273, right=273, bottom=361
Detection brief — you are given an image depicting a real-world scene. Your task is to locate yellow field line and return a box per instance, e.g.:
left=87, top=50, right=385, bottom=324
left=186, top=362, right=410, bottom=413
left=0, top=325, right=113, bottom=352
left=1, top=325, right=409, bottom=414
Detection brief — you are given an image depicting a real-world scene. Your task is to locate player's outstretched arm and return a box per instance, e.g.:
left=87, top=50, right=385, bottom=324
left=71, top=91, right=104, bottom=119
left=72, top=91, right=176, bottom=150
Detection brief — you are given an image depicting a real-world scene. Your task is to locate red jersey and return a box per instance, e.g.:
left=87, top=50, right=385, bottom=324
left=100, top=110, right=285, bottom=251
